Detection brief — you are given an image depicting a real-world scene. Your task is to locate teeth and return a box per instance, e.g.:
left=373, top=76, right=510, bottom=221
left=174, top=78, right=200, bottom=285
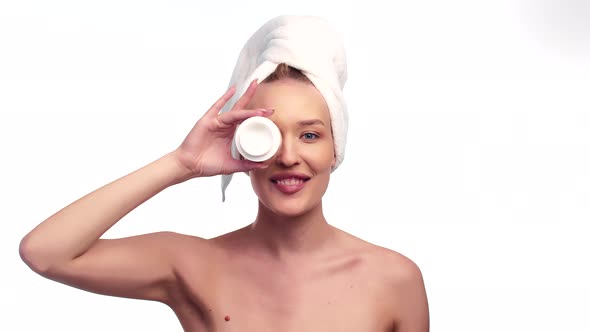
left=276, top=178, right=304, bottom=185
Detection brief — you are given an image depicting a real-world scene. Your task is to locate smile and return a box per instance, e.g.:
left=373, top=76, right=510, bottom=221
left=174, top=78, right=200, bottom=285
left=270, top=175, right=310, bottom=194
left=274, top=178, right=306, bottom=185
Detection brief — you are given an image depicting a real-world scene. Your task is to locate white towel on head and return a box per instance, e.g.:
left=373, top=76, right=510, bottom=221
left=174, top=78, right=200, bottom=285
left=220, top=15, right=348, bottom=201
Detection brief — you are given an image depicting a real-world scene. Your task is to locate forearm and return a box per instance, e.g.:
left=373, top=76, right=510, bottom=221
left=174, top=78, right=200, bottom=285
left=20, top=151, right=191, bottom=272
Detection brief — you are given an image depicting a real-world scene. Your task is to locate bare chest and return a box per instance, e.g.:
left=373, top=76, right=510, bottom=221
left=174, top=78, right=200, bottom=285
left=168, top=253, right=394, bottom=332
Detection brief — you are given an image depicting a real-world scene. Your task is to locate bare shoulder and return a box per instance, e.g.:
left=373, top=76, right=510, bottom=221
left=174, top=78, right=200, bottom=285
left=336, top=229, right=429, bottom=329
left=133, top=230, right=202, bottom=254
left=134, top=231, right=221, bottom=272
left=155, top=230, right=219, bottom=258
left=154, top=230, right=205, bottom=244
left=375, top=246, right=425, bottom=285
left=364, top=242, right=426, bottom=294
left=365, top=244, right=429, bottom=331
left=336, top=229, right=424, bottom=282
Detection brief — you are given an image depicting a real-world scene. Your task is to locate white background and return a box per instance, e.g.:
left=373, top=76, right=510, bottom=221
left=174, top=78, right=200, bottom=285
left=2, top=0, right=589, bottom=331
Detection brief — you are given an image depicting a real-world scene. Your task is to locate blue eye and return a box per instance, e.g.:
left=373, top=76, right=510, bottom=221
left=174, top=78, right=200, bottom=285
left=302, top=132, right=319, bottom=140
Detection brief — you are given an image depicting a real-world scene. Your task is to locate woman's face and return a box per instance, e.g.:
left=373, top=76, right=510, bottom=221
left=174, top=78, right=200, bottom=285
left=246, top=78, right=335, bottom=217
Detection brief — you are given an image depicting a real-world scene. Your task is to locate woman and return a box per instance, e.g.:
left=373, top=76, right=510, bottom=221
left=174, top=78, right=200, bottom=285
left=19, top=15, right=429, bottom=332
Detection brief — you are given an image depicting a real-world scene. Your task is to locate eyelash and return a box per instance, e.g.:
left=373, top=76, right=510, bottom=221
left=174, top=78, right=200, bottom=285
left=301, top=132, right=320, bottom=140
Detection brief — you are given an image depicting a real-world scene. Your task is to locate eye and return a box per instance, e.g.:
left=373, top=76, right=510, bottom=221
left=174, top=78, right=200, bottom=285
left=301, top=132, right=319, bottom=140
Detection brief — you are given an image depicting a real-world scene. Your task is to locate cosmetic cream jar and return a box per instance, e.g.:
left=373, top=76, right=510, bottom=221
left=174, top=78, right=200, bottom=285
left=234, top=116, right=281, bottom=162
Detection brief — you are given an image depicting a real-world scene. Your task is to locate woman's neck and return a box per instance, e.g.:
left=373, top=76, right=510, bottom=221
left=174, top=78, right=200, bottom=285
left=246, top=201, right=336, bottom=261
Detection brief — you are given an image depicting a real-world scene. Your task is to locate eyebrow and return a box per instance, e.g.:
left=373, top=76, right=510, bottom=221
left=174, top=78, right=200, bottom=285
left=297, top=119, right=326, bottom=127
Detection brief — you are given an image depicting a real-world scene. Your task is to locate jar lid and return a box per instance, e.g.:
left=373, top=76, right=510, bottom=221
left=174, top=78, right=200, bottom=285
left=234, top=116, right=281, bottom=162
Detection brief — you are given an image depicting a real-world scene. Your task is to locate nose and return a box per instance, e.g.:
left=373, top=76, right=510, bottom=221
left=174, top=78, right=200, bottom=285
left=274, top=137, right=300, bottom=168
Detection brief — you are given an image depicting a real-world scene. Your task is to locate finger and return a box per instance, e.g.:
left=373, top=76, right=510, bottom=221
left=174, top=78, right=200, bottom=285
left=218, top=108, right=274, bottom=127
left=230, top=79, right=258, bottom=112
left=204, top=86, right=236, bottom=118
left=224, top=159, right=269, bottom=174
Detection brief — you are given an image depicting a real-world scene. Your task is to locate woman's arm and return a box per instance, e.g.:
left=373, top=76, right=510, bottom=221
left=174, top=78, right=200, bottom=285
left=391, top=258, right=430, bottom=332
left=19, top=152, right=188, bottom=273
left=18, top=80, right=272, bottom=303
left=19, top=152, right=191, bottom=303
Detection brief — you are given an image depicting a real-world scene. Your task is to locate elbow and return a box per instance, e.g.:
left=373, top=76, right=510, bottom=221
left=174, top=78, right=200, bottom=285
left=19, top=235, right=52, bottom=275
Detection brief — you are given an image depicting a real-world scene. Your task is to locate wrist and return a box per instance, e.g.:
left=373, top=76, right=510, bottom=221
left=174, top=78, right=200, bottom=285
left=163, top=150, right=196, bottom=185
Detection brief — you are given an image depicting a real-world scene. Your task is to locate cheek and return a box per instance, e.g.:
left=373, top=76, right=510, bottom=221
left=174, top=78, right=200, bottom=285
left=249, top=171, right=265, bottom=189
left=306, top=143, right=335, bottom=172
left=249, top=170, right=275, bottom=201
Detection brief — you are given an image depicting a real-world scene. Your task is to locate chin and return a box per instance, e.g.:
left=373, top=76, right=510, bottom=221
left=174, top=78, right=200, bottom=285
left=260, top=196, right=317, bottom=218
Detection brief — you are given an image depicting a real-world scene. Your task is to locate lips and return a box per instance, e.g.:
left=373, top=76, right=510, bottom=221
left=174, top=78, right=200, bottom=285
left=270, top=173, right=311, bottom=194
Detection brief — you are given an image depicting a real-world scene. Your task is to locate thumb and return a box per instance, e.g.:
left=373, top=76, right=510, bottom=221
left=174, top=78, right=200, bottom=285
left=225, top=159, right=268, bottom=174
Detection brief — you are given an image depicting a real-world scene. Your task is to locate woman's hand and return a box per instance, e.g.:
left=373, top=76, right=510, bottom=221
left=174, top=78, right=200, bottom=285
left=172, top=80, right=273, bottom=179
